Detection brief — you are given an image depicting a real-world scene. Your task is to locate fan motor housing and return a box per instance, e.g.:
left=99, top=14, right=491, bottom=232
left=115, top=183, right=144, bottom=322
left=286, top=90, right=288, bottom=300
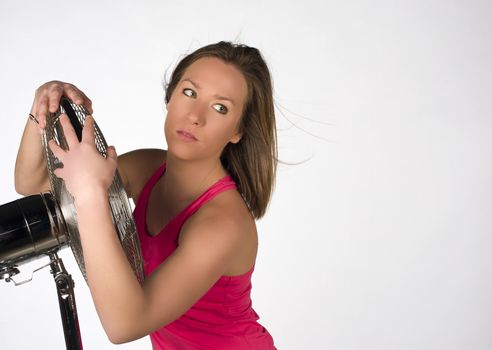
left=0, top=193, right=67, bottom=267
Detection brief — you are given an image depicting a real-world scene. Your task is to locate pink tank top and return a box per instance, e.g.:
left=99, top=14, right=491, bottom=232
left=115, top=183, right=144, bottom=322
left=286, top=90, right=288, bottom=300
left=133, top=163, right=276, bottom=349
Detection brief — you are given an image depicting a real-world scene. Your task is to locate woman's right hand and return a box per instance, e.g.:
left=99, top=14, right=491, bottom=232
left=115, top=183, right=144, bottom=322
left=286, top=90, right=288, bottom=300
left=30, top=80, right=93, bottom=133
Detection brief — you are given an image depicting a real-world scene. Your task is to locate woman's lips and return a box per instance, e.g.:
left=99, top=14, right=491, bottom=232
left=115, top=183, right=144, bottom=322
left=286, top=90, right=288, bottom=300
left=177, top=130, right=198, bottom=141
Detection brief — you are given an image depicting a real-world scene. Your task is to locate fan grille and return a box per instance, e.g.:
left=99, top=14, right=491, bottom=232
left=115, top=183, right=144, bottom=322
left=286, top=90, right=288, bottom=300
left=42, top=101, right=145, bottom=284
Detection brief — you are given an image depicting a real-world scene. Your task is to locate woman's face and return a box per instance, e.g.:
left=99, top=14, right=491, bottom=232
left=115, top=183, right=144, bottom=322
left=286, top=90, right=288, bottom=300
left=165, top=57, right=247, bottom=162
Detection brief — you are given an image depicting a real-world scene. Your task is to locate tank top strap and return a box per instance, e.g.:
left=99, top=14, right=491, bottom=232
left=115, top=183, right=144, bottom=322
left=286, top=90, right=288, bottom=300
left=135, top=162, right=238, bottom=241
left=169, top=176, right=237, bottom=233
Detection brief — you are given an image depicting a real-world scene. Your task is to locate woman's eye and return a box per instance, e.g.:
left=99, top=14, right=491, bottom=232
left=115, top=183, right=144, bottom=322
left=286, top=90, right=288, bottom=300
left=213, top=104, right=228, bottom=114
left=183, top=88, right=195, bottom=97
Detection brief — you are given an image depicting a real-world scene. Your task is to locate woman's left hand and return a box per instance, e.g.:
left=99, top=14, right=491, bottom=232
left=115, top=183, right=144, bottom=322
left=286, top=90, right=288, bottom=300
left=48, top=114, right=118, bottom=205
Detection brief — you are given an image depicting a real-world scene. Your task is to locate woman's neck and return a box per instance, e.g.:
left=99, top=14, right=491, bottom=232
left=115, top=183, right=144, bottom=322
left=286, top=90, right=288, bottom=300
left=161, top=154, right=228, bottom=203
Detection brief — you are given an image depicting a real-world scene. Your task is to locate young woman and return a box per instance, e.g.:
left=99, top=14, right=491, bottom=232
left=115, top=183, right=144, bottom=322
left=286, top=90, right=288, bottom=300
left=15, top=41, right=277, bottom=349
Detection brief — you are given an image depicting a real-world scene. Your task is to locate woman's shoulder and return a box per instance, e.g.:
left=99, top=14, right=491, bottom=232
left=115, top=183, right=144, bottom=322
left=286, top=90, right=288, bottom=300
left=117, top=148, right=167, bottom=200
left=179, top=186, right=258, bottom=276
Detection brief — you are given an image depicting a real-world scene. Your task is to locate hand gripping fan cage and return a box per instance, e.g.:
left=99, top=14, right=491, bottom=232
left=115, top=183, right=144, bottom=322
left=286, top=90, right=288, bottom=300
left=0, top=98, right=144, bottom=349
left=43, top=99, right=144, bottom=284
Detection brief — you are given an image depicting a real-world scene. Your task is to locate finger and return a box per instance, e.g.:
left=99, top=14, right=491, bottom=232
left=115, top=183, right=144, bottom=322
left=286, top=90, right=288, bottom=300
left=36, top=94, right=50, bottom=129
left=61, top=83, right=85, bottom=105
left=48, top=84, right=64, bottom=113
left=106, top=145, right=117, bottom=160
left=63, top=84, right=93, bottom=114
left=63, top=84, right=93, bottom=113
left=82, top=116, right=96, bottom=146
left=33, top=82, right=55, bottom=126
left=78, top=91, right=94, bottom=114
left=48, top=139, right=66, bottom=161
left=58, top=114, right=80, bottom=149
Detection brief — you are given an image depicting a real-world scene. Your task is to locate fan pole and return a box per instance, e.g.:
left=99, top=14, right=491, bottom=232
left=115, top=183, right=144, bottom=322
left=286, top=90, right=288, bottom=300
left=49, top=252, right=83, bottom=350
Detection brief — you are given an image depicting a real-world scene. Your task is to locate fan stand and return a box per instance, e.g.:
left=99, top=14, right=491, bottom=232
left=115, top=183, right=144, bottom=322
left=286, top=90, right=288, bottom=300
left=48, top=251, right=83, bottom=350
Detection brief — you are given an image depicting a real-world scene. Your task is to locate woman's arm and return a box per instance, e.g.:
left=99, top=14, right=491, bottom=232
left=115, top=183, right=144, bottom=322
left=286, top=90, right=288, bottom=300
left=76, top=193, right=244, bottom=344
left=15, top=81, right=166, bottom=198
left=14, top=117, right=51, bottom=195
left=14, top=81, right=93, bottom=195
left=75, top=192, right=146, bottom=343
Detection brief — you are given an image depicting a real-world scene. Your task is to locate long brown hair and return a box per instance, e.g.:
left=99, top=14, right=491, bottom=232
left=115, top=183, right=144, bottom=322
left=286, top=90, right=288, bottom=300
left=165, top=41, right=277, bottom=219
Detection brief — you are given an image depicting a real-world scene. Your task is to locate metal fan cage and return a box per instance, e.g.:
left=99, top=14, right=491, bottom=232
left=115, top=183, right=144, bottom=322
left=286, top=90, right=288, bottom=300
left=41, top=100, right=144, bottom=284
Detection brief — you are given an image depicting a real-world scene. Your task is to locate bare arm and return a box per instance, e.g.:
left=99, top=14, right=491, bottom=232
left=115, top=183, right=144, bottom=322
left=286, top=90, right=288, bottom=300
left=76, top=191, right=243, bottom=344
left=14, top=81, right=93, bottom=195
left=14, top=116, right=51, bottom=195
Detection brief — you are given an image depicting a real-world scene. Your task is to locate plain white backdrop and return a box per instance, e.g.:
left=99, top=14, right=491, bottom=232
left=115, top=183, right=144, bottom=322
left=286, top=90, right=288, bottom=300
left=1, top=1, right=491, bottom=349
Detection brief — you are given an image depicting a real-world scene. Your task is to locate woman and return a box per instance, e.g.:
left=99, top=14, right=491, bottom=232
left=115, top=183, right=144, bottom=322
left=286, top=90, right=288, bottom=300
left=15, top=41, right=277, bottom=349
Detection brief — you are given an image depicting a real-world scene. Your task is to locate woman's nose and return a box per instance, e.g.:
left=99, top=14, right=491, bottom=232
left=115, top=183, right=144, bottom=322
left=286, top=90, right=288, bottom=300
left=187, top=102, right=207, bottom=126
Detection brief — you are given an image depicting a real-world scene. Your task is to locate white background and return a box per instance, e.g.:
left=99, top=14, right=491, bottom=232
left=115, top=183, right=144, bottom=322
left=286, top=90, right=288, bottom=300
left=1, top=1, right=491, bottom=349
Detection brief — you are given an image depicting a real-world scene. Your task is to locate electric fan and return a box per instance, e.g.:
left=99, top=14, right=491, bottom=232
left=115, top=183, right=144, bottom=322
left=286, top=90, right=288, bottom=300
left=0, top=98, right=144, bottom=349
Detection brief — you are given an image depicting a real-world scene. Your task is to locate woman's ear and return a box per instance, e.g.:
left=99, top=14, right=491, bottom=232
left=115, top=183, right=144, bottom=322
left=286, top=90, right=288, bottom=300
left=229, top=132, right=242, bottom=144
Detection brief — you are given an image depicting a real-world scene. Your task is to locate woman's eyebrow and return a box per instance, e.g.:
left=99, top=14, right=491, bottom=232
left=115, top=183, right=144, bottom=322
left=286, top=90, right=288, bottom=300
left=182, top=78, right=236, bottom=106
left=183, top=78, right=201, bottom=89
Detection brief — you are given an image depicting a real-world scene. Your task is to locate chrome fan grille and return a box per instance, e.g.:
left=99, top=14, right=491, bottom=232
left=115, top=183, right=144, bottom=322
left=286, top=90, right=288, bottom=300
left=42, top=100, right=144, bottom=284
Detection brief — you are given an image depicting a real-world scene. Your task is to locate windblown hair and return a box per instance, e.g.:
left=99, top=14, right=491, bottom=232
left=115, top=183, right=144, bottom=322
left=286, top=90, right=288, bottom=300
left=165, top=41, right=277, bottom=219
